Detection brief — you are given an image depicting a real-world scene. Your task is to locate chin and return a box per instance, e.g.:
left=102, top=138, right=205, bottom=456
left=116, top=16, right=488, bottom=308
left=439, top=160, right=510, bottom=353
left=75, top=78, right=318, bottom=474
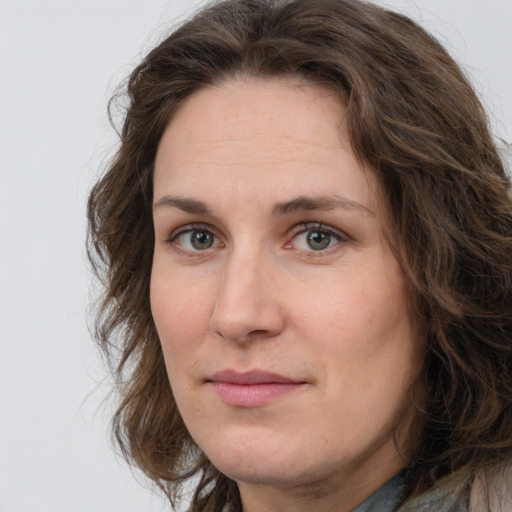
left=197, top=427, right=332, bottom=488
left=198, top=428, right=285, bottom=474
left=214, top=456, right=316, bottom=489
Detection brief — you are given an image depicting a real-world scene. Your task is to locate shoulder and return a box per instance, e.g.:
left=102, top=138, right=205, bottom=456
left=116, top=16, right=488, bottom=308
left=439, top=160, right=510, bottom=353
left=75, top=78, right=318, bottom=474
left=469, top=463, right=512, bottom=512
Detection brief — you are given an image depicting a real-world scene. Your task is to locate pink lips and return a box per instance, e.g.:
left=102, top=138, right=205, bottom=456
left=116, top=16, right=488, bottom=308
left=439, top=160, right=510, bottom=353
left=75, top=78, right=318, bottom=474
left=208, top=370, right=304, bottom=407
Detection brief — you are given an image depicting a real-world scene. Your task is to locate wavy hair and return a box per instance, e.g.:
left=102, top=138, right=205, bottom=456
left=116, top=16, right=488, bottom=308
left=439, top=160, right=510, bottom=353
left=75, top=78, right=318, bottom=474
left=87, top=0, right=512, bottom=509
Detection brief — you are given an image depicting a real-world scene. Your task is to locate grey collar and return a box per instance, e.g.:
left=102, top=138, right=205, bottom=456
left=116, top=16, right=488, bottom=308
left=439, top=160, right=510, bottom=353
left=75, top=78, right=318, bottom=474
left=349, top=472, right=407, bottom=512
left=350, top=470, right=468, bottom=512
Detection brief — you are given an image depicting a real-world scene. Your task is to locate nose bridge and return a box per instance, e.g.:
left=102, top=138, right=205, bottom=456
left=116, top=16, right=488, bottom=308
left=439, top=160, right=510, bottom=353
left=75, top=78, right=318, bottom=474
left=210, top=244, right=283, bottom=342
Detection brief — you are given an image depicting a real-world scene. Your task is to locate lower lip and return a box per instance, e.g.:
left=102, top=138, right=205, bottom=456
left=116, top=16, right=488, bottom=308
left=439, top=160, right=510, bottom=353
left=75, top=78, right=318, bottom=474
left=210, top=382, right=303, bottom=407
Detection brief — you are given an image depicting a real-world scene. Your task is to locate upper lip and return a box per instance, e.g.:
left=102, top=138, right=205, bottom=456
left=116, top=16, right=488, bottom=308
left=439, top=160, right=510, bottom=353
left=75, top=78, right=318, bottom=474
left=208, top=369, right=301, bottom=385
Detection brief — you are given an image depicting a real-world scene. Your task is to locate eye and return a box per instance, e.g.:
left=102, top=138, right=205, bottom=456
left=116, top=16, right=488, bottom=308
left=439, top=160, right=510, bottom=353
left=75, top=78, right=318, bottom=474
left=303, top=230, right=333, bottom=250
left=289, top=223, right=345, bottom=252
left=171, top=226, right=221, bottom=251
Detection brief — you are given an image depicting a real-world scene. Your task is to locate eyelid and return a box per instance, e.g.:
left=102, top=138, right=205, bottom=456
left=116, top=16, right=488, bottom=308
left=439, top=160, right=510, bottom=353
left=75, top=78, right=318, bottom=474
left=167, top=222, right=224, bottom=254
left=284, top=221, right=350, bottom=252
left=167, top=222, right=215, bottom=242
left=164, top=221, right=349, bottom=255
left=293, top=221, right=349, bottom=241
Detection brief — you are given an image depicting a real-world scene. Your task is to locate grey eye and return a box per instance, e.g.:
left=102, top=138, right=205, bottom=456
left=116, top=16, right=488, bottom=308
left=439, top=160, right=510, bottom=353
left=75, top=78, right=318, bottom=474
left=190, top=230, right=215, bottom=250
left=306, top=230, right=332, bottom=250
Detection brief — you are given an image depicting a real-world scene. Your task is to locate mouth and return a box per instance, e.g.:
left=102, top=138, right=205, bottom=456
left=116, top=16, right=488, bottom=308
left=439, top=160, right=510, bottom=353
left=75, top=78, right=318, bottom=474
left=207, top=369, right=306, bottom=408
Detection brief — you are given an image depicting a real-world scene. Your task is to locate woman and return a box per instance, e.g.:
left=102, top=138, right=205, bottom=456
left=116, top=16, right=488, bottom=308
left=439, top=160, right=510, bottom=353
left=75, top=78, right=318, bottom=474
left=87, top=0, right=512, bottom=510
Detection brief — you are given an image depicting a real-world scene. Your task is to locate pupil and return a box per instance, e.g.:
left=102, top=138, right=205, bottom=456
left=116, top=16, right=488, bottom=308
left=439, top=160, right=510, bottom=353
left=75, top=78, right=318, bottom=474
left=192, top=231, right=213, bottom=249
left=307, top=231, right=330, bottom=250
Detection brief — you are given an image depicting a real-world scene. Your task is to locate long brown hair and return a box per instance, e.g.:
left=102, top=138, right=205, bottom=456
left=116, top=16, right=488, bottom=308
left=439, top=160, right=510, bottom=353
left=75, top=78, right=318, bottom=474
left=87, top=0, right=512, bottom=509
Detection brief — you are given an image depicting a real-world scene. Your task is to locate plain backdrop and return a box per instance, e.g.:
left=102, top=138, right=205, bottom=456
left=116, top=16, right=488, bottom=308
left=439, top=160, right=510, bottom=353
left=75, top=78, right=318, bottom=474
left=0, top=1, right=511, bottom=511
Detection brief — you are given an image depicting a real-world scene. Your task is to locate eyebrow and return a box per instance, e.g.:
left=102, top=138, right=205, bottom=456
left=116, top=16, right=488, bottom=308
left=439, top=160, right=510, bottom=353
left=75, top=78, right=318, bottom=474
left=153, top=194, right=373, bottom=216
left=153, top=196, right=212, bottom=214
left=272, top=195, right=374, bottom=216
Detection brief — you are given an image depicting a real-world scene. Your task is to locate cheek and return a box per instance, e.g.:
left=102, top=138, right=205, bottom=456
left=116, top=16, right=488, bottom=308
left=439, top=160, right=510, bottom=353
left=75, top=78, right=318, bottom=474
left=300, top=263, right=418, bottom=392
left=298, top=263, right=408, bottom=342
left=149, top=264, right=214, bottom=361
left=149, top=276, right=209, bottom=415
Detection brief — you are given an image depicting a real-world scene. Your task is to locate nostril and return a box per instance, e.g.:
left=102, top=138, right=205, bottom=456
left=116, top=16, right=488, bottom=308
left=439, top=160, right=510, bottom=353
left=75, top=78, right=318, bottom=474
left=210, top=260, right=285, bottom=342
left=210, top=308, right=285, bottom=343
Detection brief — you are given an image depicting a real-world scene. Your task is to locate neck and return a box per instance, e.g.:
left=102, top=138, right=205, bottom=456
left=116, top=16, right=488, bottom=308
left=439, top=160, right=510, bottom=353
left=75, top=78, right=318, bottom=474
left=237, top=456, right=406, bottom=512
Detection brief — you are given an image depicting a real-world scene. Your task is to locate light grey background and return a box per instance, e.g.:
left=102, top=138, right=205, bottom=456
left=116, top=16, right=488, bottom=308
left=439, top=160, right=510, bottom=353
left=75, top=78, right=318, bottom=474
left=1, top=1, right=511, bottom=511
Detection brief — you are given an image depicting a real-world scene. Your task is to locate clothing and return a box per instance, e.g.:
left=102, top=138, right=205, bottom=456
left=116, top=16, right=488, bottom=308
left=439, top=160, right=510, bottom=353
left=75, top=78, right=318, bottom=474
left=220, top=464, right=511, bottom=512
left=350, top=471, right=467, bottom=512
left=349, top=472, right=407, bottom=512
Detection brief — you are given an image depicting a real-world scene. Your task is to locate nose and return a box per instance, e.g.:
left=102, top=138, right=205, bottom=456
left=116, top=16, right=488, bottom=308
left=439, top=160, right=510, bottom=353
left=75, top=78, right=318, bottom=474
left=210, top=251, right=285, bottom=343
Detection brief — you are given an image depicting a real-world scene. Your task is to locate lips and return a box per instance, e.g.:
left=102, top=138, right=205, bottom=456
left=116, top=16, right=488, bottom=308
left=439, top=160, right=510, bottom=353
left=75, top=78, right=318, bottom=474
left=210, top=369, right=300, bottom=385
left=207, top=369, right=305, bottom=407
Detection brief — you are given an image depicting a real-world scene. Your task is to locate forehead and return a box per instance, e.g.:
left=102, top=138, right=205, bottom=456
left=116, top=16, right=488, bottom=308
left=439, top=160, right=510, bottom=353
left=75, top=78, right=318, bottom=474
left=153, top=76, right=381, bottom=215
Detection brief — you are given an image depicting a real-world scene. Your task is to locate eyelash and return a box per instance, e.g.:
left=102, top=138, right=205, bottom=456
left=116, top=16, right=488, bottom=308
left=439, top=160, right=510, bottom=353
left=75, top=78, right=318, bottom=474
left=285, top=222, right=348, bottom=253
left=167, top=223, right=222, bottom=255
left=167, top=221, right=348, bottom=256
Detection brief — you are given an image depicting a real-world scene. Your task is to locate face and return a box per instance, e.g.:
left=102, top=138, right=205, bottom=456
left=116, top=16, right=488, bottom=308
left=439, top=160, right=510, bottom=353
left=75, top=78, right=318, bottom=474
left=151, top=77, right=423, bottom=508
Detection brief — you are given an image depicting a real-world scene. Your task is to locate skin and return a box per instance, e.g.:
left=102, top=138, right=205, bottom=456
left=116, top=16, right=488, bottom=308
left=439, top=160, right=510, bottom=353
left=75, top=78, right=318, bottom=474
left=150, top=77, right=423, bottom=512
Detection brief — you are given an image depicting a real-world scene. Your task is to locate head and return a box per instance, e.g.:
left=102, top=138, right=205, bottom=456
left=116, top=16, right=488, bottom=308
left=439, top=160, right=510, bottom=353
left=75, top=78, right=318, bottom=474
left=88, top=0, right=512, bottom=509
